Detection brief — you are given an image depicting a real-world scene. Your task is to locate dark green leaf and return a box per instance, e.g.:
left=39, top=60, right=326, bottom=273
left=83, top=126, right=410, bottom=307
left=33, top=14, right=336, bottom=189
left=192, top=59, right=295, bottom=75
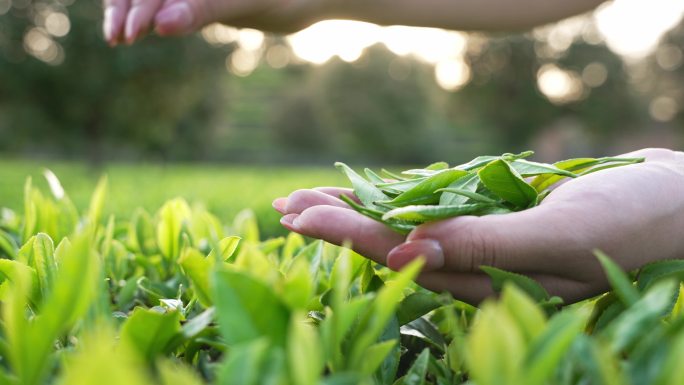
left=478, top=159, right=538, bottom=208
left=397, top=292, right=442, bottom=325
left=384, top=169, right=468, bottom=207
left=396, top=348, right=430, bottom=385
left=595, top=250, right=640, bottom=306
left=481, top=266, right=549, bottom=302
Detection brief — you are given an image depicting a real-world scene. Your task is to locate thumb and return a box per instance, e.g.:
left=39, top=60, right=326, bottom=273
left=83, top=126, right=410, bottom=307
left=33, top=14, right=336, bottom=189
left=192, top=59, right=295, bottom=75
left=386, top=203, right=592, bottom=275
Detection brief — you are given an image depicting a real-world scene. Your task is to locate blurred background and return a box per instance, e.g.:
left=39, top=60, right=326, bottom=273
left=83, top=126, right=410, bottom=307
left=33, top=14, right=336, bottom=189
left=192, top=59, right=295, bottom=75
left=1, top=0, right=683, bottom=234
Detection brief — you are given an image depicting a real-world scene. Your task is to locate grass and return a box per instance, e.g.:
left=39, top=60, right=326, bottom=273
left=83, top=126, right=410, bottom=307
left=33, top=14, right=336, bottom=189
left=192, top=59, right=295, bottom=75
left=0, top=159, right=348, bottom=236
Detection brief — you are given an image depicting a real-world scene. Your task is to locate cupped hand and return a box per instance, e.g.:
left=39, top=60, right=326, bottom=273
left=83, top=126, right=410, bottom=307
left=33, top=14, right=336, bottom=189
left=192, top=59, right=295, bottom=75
left=103, top=0, right=317, bottom=46
left=272, top=148, right=684, bottom=305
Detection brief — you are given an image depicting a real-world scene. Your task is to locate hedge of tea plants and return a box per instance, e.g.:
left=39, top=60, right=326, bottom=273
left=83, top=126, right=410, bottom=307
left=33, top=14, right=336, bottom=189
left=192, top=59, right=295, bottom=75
left=0, top=173, right=684, bottom=385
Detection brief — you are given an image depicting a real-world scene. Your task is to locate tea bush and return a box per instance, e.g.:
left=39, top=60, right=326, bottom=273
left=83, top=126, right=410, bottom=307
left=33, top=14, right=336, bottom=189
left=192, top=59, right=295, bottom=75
left=0, top=172, right=683, bottom=385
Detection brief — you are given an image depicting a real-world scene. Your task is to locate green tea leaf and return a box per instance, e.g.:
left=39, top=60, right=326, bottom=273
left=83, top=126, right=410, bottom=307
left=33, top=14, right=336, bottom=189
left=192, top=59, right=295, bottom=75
left=158, top=360, right=205, bottom=385
left=287, top=312, right=323, bottom=385
left=0, top=229, right=18, bottom=259
left=401, top=317, right=448, bottom=351
left=182, top=308, right=215, bottom=339
left=637, top=259, right=684, bottom=291
left=88, top=175, right=108, bottom=226
left=120, top=307, right=182, bottom=361
left=179, top=248, right=213, bottom=307
left=478, top=159, right=538, bottom=208
left=31, top=233, right=56, bottom=300
left=595, top=250, right=640, bottom=306
left=364, top=168, right=386, bottom=184
left=397, top=292, right=442, bottom=325
left=396, top=348, right=430, bottom=385
left=282, top=256, right=314, bottom=309
left=510, top=159, right=577, bottom=178
left=348, top=259, right=423, bottom=370
left=335, top=162, right=390, bottom=210
left=455, top=155, right=500, bottom=171
left=58, top=325, right=150, bottom=385
left=156, top=198, right=192, bottom=260
left=438, top=173, right=480, bottom=206
left=361, top=340, right=397, bottom=376
left=207, top=235, right=241, bottom=262
left=216, top=339, right=272, bottom=385
left=435, top=188, right=500, bottom=204
left=466, top=301, right=524, bottom=385
left=481, top=266, right=550, bottom=302
left=605, top=280, right=677, bottom=353
left=524, top=309, right=588, bottom=385
left=382, top=203, right=490, bottom=222
left=384, top=169, right=468, bottom=206
left=212, top=268, right=290, bottom=346
left=530, top=156, right=644, bottom=192
left=501, top=284, right=546, bottom=343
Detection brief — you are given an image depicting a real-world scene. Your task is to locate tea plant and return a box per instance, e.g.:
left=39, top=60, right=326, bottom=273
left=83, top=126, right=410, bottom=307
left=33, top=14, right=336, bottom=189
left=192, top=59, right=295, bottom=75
left=0, top=170, right=683, bottom=385
left=335, top=151, right=644, bottom=233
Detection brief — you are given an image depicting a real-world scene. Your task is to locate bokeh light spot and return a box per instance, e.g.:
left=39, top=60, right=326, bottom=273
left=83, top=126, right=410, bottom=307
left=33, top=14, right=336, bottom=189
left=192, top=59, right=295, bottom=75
left=649, top=96, right=679, bottom=122
left=582, top=62, right=608, bottom=88
left=537, top=64, right=583, bottom=104
left=45, top=12, right=70, bottom=37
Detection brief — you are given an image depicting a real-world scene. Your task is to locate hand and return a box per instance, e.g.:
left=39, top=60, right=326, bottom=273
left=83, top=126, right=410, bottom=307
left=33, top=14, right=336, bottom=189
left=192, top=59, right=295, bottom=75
left=272, top=148, right=684, bottom=305
left=102, top=0, right=320, bottom=46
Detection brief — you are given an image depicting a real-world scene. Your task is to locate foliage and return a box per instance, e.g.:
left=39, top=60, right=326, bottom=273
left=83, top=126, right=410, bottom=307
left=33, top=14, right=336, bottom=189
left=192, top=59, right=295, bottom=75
left=0, top=172, right=683, bottom=384
left=335, top=150, right=643, bottom=233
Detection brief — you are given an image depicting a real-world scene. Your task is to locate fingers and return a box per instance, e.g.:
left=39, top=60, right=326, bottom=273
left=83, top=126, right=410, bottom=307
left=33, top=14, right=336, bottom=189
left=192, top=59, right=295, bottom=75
left=416, top=271, right=596, bottom=305
left=278, top=189, right=351, bottom=215
left=312, top=187, right=362, bottom=204
left=617, top=148, right=683, bottom=163
left=154, top=0, right=199, bottom=36
left=124, top=0, right=164, bottom=44
left=281, top=205, right=405, bottom=265
left=272, top=188, right=359, bottom=215
left=103, top=0, right=130, bottom=45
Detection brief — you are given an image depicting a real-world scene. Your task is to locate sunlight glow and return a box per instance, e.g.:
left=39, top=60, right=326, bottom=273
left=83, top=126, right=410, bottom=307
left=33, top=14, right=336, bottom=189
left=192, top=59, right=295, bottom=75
left=237, top=28, right=265, bottom=51
left=287, top=20, right=381, bottom=64
left=435, top=58, right=471, bottom=91
left=595, top=0, right=684, bottom=59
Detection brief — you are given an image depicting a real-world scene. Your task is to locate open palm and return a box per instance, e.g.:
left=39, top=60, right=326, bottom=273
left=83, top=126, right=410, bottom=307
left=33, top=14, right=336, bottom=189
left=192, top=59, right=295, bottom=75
left=274, top=148, right=684, bottom=304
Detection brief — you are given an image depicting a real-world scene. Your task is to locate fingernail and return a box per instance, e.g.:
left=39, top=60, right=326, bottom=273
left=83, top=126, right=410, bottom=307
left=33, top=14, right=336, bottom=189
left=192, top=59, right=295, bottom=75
left=155, top=3, right=194, bottom=34
left=280, top=214, right=301, bottom=232
left=387, top=239, right=444, bottom=271
left=272, top=198, right=288, bottom=214
left=103, top=7, right=115, bottom=43
left=124, top=10, right=141, bottom=44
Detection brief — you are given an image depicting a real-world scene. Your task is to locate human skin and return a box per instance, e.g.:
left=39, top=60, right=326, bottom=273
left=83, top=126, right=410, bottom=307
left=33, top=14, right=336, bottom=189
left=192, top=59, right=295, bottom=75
left=272, top=149, right=684, bottom=305
left=102, top=0, right=607, bottom=46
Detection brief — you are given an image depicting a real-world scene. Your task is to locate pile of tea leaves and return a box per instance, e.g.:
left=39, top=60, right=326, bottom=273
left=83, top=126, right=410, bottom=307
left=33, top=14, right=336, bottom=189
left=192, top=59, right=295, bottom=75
left=336, top=151, right=644, bottom=234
